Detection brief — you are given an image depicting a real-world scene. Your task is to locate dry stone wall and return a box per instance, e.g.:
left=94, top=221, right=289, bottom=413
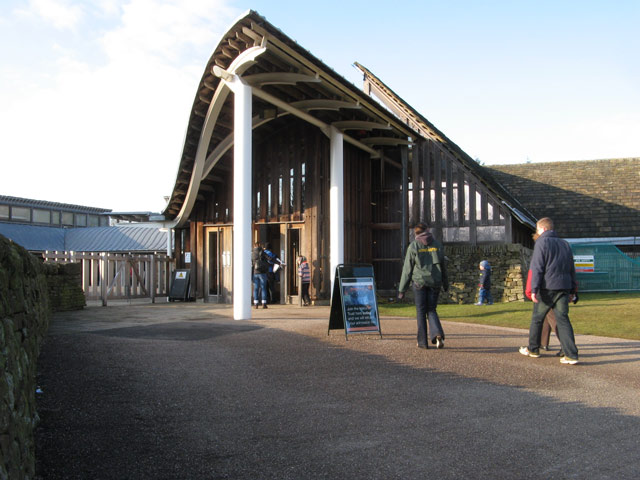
left=1, top=235, right=50, bottom=479
left=442, top=244, right=533, bottom=304
left=43, top=262, right=85, bottom=312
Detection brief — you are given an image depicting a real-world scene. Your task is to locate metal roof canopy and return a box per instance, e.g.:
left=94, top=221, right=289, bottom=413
left=164, top=10, right=420, bottom=225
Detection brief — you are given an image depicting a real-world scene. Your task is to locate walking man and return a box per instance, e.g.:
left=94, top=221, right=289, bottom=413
left=519, top=217, right=579, bottom=364
left=397, top=222, right=448, bottom=349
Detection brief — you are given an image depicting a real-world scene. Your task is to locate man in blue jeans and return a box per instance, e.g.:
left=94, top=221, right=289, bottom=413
left=519, top=217, right=579, bottom=364
left=397, top=223, right=449, bottom=349
left=251, top=242, right=269, bottom=309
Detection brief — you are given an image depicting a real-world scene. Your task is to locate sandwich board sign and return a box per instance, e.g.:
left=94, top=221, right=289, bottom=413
left=169, top=269, right=191, bottom=301
left=328, top=264, right=382, bottom=339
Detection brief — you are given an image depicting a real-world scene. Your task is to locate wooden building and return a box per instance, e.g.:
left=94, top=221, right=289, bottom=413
left=163, top=10, right=536, bottom=318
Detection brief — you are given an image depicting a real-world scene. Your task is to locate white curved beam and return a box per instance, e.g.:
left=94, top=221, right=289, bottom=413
left=173, top=45, right=266, bottom=228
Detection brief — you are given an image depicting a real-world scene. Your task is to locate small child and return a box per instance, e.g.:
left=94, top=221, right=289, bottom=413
left=475, top=260, right=494, bottom=305
left=297, top=256, right=311, bottom=306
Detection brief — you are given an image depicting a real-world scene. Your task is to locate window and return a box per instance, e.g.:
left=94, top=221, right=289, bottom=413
left=289, top=167, right=295, bottom=211
left=0, top=205, right=8, bottom=219
left=51, top=211, right=60, bottom=225
left=301, top=162, right=306, bottom=213
left=33, top=209, right=50, bottom=224
left=62, top=212, right=74, bottom=226
left=11, top=207, right=30, bottom=221
left=75, top=214, right=87, bottom=227
left=88, top=215, right=100, bottom=227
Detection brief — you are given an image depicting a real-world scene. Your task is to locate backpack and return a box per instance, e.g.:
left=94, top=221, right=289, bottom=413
left=252, top=247, right=269, bottom=274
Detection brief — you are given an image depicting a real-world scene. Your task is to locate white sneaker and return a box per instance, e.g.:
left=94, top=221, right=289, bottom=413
left=560, top=356, right=579, bottom=365
left=519, top=346, right=540, bottom=358
left=436, top=336, right=444, bottom=349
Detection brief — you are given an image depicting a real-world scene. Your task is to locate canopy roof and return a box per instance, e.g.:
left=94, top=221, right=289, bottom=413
left=163, top=10, right=421, bottom=224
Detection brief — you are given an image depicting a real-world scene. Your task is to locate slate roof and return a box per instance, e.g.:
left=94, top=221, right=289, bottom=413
left=0, top=223, right=168, bottom=253
left=485, top=158, right=640, bottom=239
left=0, top=195, right=111, bottom=214
left=0, top=223, right=66, bottom=251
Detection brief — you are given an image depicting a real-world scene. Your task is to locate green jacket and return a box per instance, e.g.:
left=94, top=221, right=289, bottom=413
left=398, top=233, right=448, bottom=292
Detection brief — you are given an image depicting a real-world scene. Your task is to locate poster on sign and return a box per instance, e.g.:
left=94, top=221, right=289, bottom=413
left=341, top=278, right=380, bottom=333
left=328, top=264, right=382, bottom=339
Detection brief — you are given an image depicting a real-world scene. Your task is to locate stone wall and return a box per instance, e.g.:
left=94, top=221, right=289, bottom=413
left=42, top=262, right=86, bottom=312
left=443, top=244, right=533, bottom=304
left=1, top=235, right=50, bottom=479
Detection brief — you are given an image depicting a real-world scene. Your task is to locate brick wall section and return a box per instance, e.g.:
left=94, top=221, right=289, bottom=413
left=486, top=158, right=640, bottom=239
left=1, top=235, right=50, bottom=479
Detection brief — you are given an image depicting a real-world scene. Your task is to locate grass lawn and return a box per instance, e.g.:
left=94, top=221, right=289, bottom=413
left=378, top=292, right=640, bottom=340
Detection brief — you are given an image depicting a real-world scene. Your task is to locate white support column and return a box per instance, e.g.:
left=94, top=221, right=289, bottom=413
left=329, top=126, right=344, bottom=294
left=232, top=81, right=253, bottom=320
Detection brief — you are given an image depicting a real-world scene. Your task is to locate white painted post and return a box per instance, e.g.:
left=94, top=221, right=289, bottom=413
left=329, top=126, right=344, bottom=294
left=232, top=81, right=253, bottom=320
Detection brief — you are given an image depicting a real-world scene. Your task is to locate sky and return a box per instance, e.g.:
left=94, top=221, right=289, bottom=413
left=1, top=0, right=639, bottom=213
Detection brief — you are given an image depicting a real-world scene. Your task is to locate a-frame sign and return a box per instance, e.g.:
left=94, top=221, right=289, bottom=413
left=328, top=264, right=382, bottom=339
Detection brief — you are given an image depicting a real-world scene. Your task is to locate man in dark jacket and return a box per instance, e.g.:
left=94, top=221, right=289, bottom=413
left=251, top=243, right=269, bottom=309
left=519, top=217, right=579, bottom=364
left=398, top=222, right=449, bottom=349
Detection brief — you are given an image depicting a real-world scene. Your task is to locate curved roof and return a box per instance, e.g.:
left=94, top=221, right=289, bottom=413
left=163, top=10, right=420, bottom=224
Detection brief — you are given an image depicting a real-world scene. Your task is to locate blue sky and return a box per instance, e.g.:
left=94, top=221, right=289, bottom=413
left=1, top=0, right=639, bottom=212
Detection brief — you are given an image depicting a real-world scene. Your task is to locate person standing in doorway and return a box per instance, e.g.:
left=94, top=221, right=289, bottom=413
left=397, top=222, right=449, bottom=349
left=263, top=242, right=283, bottom=304
left=251, top=242, right=269, bottom=309
left=519, top=217, right=579, bottom=364
left=297, top=256, right=311, bottom=306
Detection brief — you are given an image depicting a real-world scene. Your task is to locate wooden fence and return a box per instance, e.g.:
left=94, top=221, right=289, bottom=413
left=42, top=251, right=173, bottom=305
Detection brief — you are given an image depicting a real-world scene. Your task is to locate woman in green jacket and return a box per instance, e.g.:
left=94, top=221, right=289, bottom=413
left=397, top=223, right=449, bottom=349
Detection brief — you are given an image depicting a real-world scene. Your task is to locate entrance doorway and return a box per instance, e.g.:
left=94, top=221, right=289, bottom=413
left=286, top=227, right=301, bottom=303
left=204, top=226, right=232, bottom=303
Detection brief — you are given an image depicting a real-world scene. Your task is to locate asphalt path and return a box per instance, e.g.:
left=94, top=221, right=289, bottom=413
left=35, top=303, right=640, bottom=479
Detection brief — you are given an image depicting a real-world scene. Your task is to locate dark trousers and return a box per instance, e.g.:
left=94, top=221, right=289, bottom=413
left=301, top=282, right=310, bottom=305
left=528, top=289, right=578, bottom=359
left=413, top=285, right=445, bottom=346
left=267, top=272, right=276, bottom=303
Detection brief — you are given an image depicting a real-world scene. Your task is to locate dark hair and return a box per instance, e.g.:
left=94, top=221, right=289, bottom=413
left=413, top=222, right=429, bottom=234
left=265, top=242, right=272, bottom=250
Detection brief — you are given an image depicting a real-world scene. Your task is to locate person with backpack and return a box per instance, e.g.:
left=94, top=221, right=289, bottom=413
left=397, top=222, right=449, bottom=349
left=251, top=242, right=269, bottom=309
